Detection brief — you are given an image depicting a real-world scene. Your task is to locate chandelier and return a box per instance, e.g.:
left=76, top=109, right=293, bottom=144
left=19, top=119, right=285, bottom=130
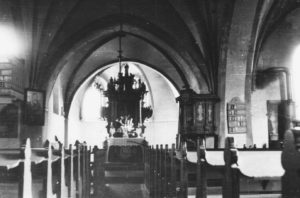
left=94, top=0, right=152, bottom=137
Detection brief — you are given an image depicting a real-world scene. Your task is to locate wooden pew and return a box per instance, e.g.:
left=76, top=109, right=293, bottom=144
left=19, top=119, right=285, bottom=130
left=0, top=138, right=40, bottom=198
left=169, top=144, right=176, bottom=198
left=144, top=144, right=184, bottom=198
left=74, top=141, right=83, bottom=198
left=0, top=139, right=94, bottom=198
left=188, top=138, right=283, bottom=197
left=32, top=140, right=86, bottom=198
left=177, top=143, right=187, bottom=198
left=74, top=141, right=93, bottom=198
left=66, top=144, right=76, bottom=198
left=90, top=146, right=106, bottom=198
left=144, top=145, right=151, bottom=195
left=282, top=128, right=300, bottom=197
left=163, top=144, right=168, bottom=197
left=145, top=136, right=284, bottom=198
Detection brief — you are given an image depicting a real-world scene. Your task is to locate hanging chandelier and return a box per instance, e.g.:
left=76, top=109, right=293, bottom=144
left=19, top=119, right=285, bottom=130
left=94, top=0, right=152, bottom=137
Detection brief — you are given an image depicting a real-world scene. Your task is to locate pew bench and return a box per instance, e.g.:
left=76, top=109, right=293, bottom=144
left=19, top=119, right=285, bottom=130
left=186, top=149, right=283, bottom=197
left=0, top=139, right=94, bottom=198
left=144, top=136, right=291, bottom=198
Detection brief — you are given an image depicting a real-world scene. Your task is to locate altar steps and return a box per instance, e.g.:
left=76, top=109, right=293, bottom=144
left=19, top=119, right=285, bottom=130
left=103, top=162, right=144, bottom=184
left=103, top=184, right=148, bottom=198
left=103, top=162, right=144, bottom=171
left=104, top=176, right=144, bottom=184
left=105, top=169, right=144, bottom=183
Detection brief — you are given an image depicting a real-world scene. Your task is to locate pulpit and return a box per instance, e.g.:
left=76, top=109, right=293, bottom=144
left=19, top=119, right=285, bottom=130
left=176, top=88, right=219, bottom=149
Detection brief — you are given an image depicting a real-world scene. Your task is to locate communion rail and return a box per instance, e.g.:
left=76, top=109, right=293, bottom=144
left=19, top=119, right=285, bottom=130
left=144, top=129, right=300, bottom=198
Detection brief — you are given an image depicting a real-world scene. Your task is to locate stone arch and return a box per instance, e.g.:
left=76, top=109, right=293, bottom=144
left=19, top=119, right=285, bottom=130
left=43, top=15, right=209, bottom=112
left=66, top=61, right=180, bottom=146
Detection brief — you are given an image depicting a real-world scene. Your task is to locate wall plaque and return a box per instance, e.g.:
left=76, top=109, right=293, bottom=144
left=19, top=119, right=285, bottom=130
left=227, top=97, right=247, bottom=134
left=24, top=89, right=45, bottom=125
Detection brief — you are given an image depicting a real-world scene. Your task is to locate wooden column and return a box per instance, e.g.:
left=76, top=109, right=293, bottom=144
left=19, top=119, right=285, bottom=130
left=282, top=128, right=300, bottom=198
left=223, top=137, right=239, bottom=198
left=196, top=138, right=207, bottom=198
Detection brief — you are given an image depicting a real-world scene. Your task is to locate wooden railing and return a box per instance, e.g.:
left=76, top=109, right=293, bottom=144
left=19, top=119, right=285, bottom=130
left=144, top=144, right=178, bottom=198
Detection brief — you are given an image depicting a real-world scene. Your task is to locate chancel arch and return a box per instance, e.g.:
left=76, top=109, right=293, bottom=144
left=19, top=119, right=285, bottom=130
left=65, top=61, right=179, bottom=147
left=42, top=19, right=209, bottom=147
left=44, top=18, right=209, bottom=110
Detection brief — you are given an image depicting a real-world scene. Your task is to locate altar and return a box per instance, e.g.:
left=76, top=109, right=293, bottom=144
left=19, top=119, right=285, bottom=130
left=104, top=138, right=147, bottom=163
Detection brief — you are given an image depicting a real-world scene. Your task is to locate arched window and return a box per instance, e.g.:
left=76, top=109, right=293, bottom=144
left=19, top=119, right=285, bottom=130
left=0, top=25, right=23, bottom=62
left=291, top=45, right=300, bottom=119
left=81, top=86, right=102, bottom=121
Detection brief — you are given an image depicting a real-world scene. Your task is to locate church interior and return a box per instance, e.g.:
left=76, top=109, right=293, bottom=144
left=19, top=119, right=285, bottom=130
left=0, top=0, right=300, bottom=197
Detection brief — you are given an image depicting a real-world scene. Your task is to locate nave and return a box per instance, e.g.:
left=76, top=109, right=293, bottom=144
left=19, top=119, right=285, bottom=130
left=1, top=0, right=300, bottom=197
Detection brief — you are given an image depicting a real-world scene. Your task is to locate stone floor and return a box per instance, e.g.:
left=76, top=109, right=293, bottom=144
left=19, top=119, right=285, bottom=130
left=103, top=184, right=148, bottom=198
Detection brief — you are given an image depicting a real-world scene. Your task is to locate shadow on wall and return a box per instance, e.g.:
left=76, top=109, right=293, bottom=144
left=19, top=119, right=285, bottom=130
left=255, top=69, right=281, bottom=89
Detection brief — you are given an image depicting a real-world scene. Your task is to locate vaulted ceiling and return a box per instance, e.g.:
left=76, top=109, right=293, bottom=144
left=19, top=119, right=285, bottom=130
left=5, top=0, right=300, bottom=112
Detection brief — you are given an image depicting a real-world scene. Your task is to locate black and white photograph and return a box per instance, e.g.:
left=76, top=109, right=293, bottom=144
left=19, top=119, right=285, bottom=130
left=0, top=0, right=300, bottom=198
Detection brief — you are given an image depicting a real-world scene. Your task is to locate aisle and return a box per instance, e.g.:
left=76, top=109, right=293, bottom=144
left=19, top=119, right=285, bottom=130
left=103, top=184, right=148, bottom=198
